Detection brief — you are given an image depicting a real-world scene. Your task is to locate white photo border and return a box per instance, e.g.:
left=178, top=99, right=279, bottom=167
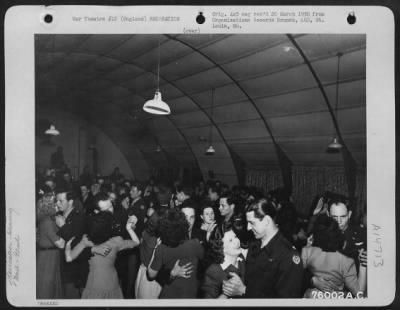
left=4, top=5, right=396, bottom=307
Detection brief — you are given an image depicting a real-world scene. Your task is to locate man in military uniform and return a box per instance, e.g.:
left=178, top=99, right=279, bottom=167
left=329, top=199, right=367, bottom=270
left=311, top=199, right=367, bottom=292
left=124, top=182, right=148, bottom=298
left=222, top=198, right=303, bottom=298
left=55, top=188, right=87, bottom=298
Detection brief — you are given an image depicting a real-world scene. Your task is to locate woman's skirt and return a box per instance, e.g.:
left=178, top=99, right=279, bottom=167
left=135, top=264, right=162, bottom=299
left=36, top=249, right=63, bottom=299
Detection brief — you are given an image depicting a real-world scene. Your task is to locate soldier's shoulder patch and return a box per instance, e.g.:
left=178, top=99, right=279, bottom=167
left=292, top=254, right=301, bottom=265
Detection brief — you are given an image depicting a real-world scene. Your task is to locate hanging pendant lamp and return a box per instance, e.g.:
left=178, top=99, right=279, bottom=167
left=205, top=88, right=216, bottom=155
left=45, top=124, right=60, bottom=135
left=327, top=52, right=343, bottom=151
left=143, top=90, right=170, bottom=115
left=327, top=137, right=342, bottom=149
left=143, top=40, right=170, bottom=115
left=205, top=145, right=215, bottom=155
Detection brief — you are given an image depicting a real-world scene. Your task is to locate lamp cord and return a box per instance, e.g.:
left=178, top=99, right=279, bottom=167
left=209, top=88, right=215, bottom=145
left=157, top=39, right=160, bottom=91
left=335, top=52, right=342, bottom=120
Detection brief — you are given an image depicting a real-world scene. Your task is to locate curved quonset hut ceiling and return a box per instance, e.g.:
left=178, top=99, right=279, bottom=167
left=35, top=33, right=366, bottom=183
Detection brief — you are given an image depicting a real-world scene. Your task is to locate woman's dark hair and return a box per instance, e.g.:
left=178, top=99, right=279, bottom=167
left=276, top=201, right=298, bottom=243
left=158, top=208, right=188, bottom=247
left=115, top=193, right=129, bottom=210
left=205, top=228, right=225, bottom=265
left=312, top=214, right=345, bottom=252
left=87, top=211, right=114, bottom=245
left=200, top=203, right=214, bottom=216
left=93, top=192, right=111, bottom=210
left=145, top=208, right=167, bottom=237
left=230, top=214, right=251, bottom=249
left=100, top=183, right=112, bottom=194
left=268, top=187, right=291, bottom=204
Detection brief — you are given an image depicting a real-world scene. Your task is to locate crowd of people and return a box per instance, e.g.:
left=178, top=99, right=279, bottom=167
left=36, top=157, right=367, bottom=300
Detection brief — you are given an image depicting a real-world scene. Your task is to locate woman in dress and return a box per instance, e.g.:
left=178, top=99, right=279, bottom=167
left=201, top=229, right=245, bottom=298
left=36, top=186, right=65, bottom=299
left=134, top=208, right=166, bottom=299
left=65, top=211, right=140, bottom=299
left=147, top=208, right=204, bottom=298
left=302, top=214, right=367, bottom=298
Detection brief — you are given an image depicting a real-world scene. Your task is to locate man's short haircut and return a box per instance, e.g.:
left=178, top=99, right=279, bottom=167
left=208, top=185, right=220, bottom=195
left=93, top=192, right=110, bottom=208
left=79, top=182, right=90, bottom=189
left=44, top=176, right=56, bottom=183
left=179, top=199, right=196, bottom=213
left=328, top=196, right=352, bottom=213
left=220, top=183, right=229, bottom=190
left=55, top=187, right=76, bottom=201
left=63, top=169, right=71, bottom=175
left=131, top=181, right=144, bottom=193
left=176, top=185, right=193, bottom=197
left=245, top=198, right=278, bottom=221
left=219, top=191, right=236, bottom=206
left=239, top=186, right=249, bottom=195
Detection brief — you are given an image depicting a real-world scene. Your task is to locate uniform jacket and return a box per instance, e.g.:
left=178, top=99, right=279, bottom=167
left=244, top=231, right=303, bottom=298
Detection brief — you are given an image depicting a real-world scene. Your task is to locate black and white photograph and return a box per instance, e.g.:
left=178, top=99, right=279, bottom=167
left=5, top=5, right=395, bottom=307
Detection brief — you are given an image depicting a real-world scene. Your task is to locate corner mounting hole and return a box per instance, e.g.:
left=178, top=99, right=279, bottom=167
left=44, top=14, right=53, bottom=24
left=196, top=12, right=205, bottom=24
left=347, top=12, right=356, bottom=25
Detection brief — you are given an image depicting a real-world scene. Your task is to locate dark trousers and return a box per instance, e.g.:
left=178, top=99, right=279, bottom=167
left=125, top=248, right=140, bottom=298
left=62, top=282, right=81, bottom=299
left=60, top=258, right=88, bottom=299
left=116, top=251, right=129, bottom=298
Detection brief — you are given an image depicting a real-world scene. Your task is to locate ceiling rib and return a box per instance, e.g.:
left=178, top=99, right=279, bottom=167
left=44, top=33, right=363, bottom=103
left=161, top=76, right=365, bottom=113
left=287, top=35, right=356, bottom=159
left=287, top=34, right=358, bottom=198
left=164, top=35, right=281, bottom=146
left=167, top=99, right=365, bottom=119
left=36, top=34, right=366, bottom=178
left=42, top=36, right=245, bottom=182
left=165, top=34, right=293, bottom=187
left=136, top=45, right=365, bottom=96
left=42, top=36, right=364, bottom=112
left=39, top=36, right=206, bottom=176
